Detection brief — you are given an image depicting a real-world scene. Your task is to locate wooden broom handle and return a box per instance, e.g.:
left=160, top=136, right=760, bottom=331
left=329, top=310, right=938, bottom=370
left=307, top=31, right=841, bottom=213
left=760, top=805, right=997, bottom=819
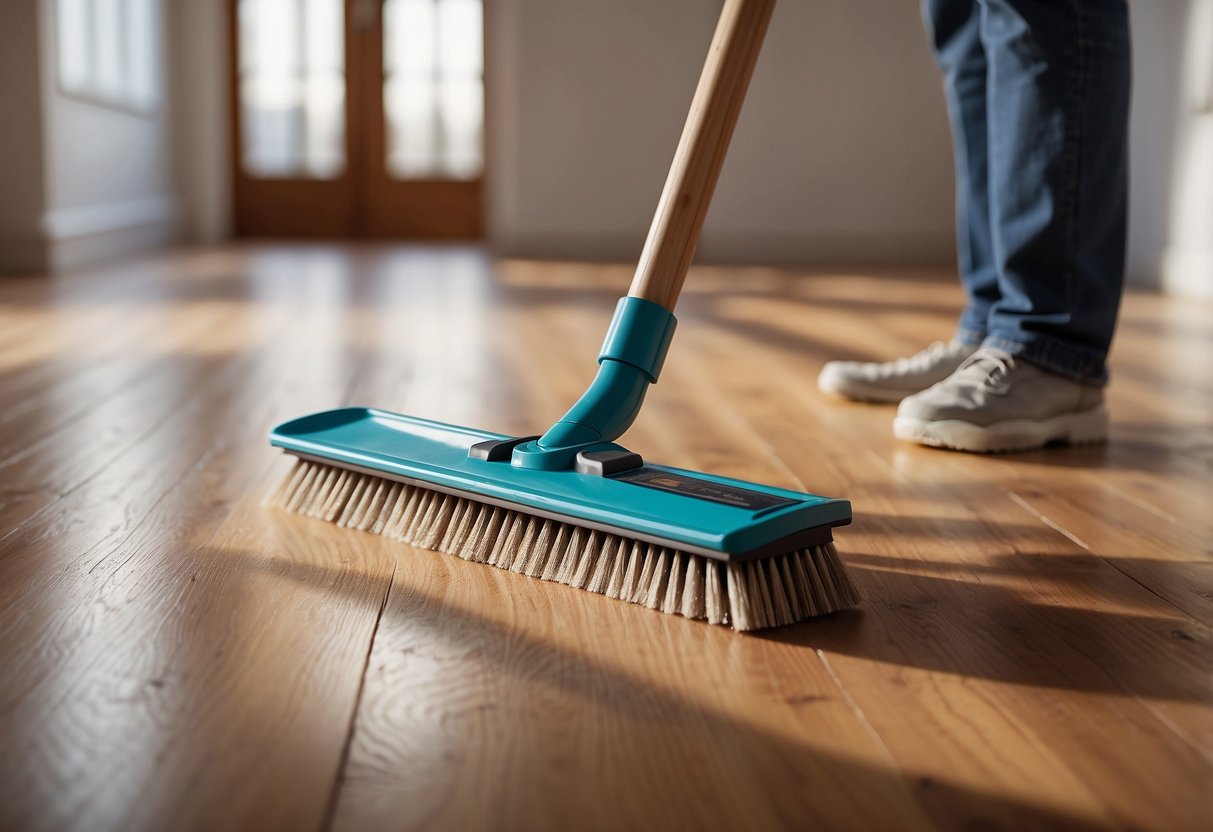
left=627, top=0, right=776, bottom=311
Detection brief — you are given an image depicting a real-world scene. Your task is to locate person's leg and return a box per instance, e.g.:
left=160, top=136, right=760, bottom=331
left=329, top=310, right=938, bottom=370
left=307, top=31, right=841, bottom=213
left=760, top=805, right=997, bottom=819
left=816, top=0, right=992, bottom=403
left=893, top=0, right=1131, bottom=452
left=924, top=0, right=1000, bottom=346
left=979, top=0, right=1132, bottom=383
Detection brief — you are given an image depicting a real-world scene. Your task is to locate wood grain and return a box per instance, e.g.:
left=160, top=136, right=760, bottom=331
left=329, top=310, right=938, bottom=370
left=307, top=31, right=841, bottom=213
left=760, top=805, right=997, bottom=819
left=0, top=245, right=1209, bottom=832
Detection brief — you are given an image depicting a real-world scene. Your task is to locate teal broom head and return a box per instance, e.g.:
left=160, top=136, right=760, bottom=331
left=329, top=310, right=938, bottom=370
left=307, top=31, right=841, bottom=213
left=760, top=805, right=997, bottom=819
left=267, top=407, right=859, bottom=631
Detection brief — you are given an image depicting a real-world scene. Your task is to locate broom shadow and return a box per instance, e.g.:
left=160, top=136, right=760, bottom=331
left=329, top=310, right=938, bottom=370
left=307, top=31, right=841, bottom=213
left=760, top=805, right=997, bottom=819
left=761, top=552, right=1210, bottom=703
left=243, top=534, right=1131, bottom=831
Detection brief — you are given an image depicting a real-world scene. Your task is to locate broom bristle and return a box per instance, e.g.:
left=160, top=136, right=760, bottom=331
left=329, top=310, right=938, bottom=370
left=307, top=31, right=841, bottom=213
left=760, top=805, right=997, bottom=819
left=266, top=459, right=859, bottom=631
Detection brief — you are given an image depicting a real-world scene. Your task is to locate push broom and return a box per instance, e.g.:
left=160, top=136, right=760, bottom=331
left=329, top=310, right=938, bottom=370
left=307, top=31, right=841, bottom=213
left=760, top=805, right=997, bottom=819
left=266, top=0, right=859, bottom=630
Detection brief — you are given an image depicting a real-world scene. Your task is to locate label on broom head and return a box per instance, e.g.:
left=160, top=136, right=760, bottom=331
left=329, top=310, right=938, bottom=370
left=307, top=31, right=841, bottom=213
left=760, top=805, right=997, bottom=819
left=612, top=467, right=798, bottom=511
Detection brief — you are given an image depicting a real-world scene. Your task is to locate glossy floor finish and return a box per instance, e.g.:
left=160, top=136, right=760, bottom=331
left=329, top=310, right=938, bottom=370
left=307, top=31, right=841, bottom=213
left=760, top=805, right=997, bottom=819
left=0, top=245, right=1209, bottom=832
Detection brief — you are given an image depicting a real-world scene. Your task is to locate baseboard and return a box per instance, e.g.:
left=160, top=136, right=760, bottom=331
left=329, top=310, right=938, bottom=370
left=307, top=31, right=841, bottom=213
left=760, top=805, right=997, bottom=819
left=1160, top=246, right=1213, bottom=300
left=41, top=195, right=179, bottom=240
left=38, top=195, right=182, bottom=271
left=490, top=229, right=955, bottom=266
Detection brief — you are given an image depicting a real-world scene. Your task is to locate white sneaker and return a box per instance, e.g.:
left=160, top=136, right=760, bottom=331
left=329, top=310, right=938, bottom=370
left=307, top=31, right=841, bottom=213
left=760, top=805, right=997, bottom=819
left=893, top=347, right=1108, bottom=453
left=818, top=340, right=978, bottom=403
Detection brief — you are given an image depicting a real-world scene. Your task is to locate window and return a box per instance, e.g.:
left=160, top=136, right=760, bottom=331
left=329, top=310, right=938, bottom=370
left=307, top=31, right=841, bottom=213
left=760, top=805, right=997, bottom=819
left=237, top=0, right=346, bottom=179
left=383, top=0, right=484, bottom=180
left=57, top=0, right=159, bottom=112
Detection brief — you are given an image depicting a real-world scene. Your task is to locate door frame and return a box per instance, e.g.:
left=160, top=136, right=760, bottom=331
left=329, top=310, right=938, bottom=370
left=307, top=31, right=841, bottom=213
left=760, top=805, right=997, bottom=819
left=227, top=0, right=484, bottom=239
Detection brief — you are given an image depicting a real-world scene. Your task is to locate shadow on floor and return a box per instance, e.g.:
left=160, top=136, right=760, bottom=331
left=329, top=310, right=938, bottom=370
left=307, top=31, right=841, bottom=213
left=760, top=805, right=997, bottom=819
left=882, top=426, right=1213, bottom=477
left=243, top=537, right=1116, bottom=832
left=762, top=552, right=1209, bottom=704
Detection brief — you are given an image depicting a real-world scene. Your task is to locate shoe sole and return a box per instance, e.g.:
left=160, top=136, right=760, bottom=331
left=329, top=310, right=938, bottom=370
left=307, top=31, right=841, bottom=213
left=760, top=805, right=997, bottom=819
left=892, top=406, right=1109, bottom=453
left=818, top=377, right=917, bottom=404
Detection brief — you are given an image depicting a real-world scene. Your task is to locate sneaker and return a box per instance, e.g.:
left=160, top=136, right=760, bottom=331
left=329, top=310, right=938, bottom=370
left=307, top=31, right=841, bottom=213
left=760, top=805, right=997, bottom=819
left=893, top=347, right=1108, bottom=453
left=817, top=340, right=979, bottom=403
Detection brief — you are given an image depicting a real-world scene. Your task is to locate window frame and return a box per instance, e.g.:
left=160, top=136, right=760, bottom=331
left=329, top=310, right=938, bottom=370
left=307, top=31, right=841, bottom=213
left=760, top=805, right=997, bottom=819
left=54, top=0, right=162, bottom=116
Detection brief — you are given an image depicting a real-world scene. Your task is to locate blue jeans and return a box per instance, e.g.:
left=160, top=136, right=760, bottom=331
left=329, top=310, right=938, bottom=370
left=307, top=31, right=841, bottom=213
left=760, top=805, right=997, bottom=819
left=923, top=0, right=1131, bottom=384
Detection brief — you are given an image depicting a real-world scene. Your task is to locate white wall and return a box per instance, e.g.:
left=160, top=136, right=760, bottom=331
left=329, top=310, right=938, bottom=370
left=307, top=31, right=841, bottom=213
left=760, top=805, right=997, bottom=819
left=486, top=0, right=1199, bottom=285
left=37, top=0, right=180, bottom=270
left=1159, top=0, right=1213, bottom=299
left=159, top=0, right=1199, bottom=291
left=169, top=0, right=231, bottom=244
left=486, top=0, right=956, bottom=265
left=1125, top=3, right=1185, bottom=286
left=0, top=0, right=179, bottom=273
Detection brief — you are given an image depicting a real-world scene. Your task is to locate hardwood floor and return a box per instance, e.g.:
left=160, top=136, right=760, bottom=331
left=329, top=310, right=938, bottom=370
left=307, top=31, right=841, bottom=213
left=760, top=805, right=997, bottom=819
left=0, top=244, right=1208, bottom=832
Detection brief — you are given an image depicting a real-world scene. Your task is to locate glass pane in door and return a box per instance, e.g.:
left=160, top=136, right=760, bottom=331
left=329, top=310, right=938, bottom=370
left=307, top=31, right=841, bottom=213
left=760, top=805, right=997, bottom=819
left=383, top=0, right=483, bottom=180
left=238, top=0, right=345, bottom=179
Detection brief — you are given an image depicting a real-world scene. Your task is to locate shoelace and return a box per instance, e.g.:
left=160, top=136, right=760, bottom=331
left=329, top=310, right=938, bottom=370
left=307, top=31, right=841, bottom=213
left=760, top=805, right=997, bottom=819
left=890, top=341, right=959, bottom=372
left=956, top=349, right=1017, bottom=386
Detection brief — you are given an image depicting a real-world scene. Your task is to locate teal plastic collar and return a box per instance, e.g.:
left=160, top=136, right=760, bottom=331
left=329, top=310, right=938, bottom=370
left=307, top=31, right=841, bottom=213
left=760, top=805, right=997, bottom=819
left=599, top=296, right=677, bottom=381
left=511, top=297, right=677, bottom=470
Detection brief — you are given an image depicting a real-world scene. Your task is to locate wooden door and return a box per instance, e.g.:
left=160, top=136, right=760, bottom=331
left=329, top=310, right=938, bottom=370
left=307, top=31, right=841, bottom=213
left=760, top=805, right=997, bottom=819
left=230, top=0, right=484, bottom=238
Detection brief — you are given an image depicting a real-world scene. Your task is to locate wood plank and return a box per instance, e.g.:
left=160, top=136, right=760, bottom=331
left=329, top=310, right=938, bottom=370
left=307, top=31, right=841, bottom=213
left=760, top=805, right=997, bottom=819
left=331, top=547, right=954, bottom=832
left=1006, top=485, right=1213, bottom=621
left=674, top=300, right=1212, bottom=830
left=0, top=300, right=241, bottom=463
left=2, top=247, right=1209, bottom=832
left=0, top=247, right=400, bottom=832
left=0, top=299, right=285, bottom=536
left=0, top=486, right=397, bottom=832
left=0, top=250, right=280, bottom=441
